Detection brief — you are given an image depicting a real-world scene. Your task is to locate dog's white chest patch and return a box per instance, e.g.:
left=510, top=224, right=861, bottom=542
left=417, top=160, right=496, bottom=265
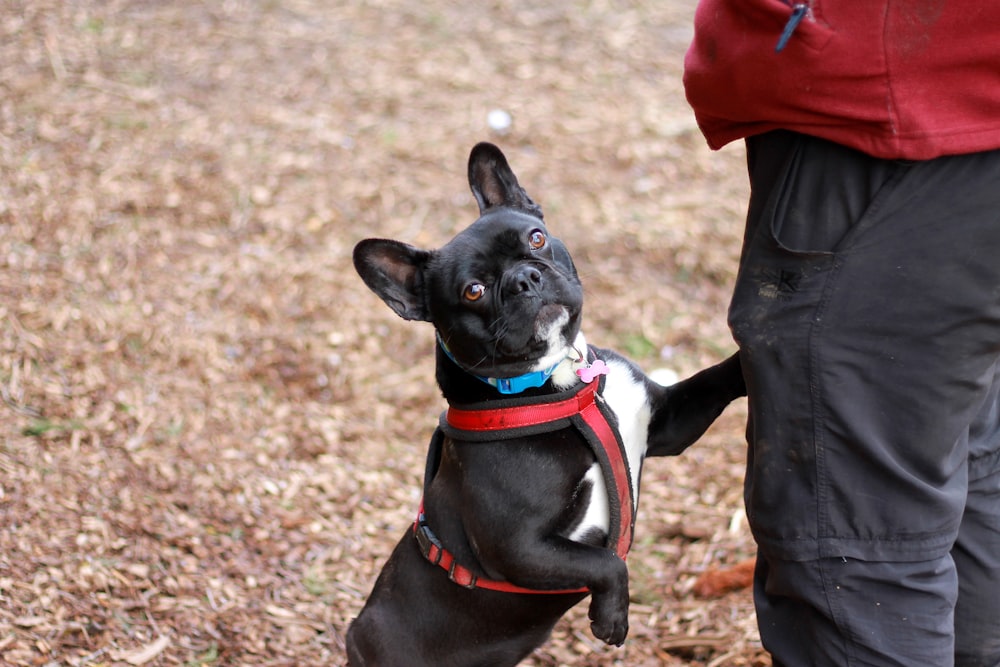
left=567, top=358, right=652, bottom=542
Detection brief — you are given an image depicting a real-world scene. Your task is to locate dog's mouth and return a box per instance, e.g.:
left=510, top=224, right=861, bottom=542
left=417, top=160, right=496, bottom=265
left=482, top=303, right=578, bottom=375
left=521, top=305, right=578, bottom=373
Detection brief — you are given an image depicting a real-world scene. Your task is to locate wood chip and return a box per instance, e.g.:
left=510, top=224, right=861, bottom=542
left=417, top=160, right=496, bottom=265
left=111, top=635, right=171, bottom=665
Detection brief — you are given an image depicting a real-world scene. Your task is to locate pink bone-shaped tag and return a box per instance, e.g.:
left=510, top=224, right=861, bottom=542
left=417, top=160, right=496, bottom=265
left=576, top=359, right=609, bottom=383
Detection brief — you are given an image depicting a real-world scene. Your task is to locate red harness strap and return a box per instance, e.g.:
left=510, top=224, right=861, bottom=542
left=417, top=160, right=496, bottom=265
left=446, top=378, right=601, bottom=433
left=413, top=510, right=588, bottom=594
left=414, top=364, right=635, bottom=594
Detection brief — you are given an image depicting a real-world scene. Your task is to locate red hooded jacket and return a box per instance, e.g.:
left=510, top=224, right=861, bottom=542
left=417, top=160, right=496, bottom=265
left=684, top=1, right=1000, bottom=160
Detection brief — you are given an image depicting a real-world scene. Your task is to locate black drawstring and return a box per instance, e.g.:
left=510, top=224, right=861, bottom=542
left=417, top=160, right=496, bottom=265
left=776, top=3, right=809, bottom=53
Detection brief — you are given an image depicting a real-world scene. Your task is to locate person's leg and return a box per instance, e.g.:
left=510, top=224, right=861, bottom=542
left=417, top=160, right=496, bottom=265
left=732, top=131, right=1000, bottom=665
left=953, top=362, right=1000, bottom=667
left=754, top=554, right=957, bottom=667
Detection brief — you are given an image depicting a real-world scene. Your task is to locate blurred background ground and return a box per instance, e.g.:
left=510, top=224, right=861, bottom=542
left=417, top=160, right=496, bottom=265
left=1, top=1, right=762, bottom=665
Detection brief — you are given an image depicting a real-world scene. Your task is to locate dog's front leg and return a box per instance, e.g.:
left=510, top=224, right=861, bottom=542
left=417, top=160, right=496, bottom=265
left=580, top=547, right=630, bottom=646
left=646, top=352, right=746, bottom=457
left=475, top=531, right=630, bottom=646
left=451, top=441, right=632, bottom=645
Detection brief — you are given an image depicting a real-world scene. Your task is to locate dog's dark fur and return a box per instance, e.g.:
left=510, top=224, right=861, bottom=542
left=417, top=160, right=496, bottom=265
left=347, top=143, right=745, bottom=666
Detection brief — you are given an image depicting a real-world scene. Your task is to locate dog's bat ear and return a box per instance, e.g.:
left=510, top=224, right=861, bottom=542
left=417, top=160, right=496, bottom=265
left=468, top=142, right=543, bottom=219
left=353, top=239, right=432, bottom=322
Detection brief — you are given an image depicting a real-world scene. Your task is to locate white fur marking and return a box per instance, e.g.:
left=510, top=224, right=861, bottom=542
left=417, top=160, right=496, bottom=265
left=564, top=351, right=654, bottom=544
left=531, top=308, right=572, bottom=373
left=601, top=358, right=652, bottom=504
left=549, top=331, right=588, bottom=390
left=568, top=464, right=609, bottom=541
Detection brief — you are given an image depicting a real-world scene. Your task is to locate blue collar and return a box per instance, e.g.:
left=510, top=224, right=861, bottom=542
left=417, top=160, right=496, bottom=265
left=437, top=334, right=565, bottom=395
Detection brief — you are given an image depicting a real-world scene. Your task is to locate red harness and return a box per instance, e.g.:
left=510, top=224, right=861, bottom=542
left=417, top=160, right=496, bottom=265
left=414, top=359, right=635, bottom=595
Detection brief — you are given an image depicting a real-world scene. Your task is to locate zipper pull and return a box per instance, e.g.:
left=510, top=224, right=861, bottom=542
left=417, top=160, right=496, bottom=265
left=776, top=3, right=809, bottom=53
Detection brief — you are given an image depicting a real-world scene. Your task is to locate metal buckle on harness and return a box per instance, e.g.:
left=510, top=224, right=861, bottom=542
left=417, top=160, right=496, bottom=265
left=414, top=513, right=443, bottom=565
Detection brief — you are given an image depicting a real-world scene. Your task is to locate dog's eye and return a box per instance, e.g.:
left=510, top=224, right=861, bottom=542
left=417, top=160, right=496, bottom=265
left=463, top=283, right=486, bottom=302
left=528, top=229, right=547, bottom=250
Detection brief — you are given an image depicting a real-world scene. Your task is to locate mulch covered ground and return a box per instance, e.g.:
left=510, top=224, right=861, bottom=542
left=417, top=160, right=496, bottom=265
left=1, top=1, right=766, bottom=664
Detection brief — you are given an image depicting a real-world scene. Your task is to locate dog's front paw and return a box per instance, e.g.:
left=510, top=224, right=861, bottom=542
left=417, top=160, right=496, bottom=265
left=588, top=591, right=629, bottom=646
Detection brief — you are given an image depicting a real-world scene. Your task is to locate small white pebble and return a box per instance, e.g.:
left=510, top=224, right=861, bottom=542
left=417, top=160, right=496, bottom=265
left=487, top=108, right=512, bottom=132
left=649, top=367, right=679, bottom=386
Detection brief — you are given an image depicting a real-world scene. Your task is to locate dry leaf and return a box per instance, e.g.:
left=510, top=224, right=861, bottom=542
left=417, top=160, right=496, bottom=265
left=111, top=635, right=171, bottom=665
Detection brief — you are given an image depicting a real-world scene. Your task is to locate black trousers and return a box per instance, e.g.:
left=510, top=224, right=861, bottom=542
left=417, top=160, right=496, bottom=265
left=731, top=131, right=1000, bottom=666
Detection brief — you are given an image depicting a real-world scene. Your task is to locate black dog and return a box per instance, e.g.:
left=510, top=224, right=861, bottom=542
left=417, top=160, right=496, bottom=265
left=347, top=143, right=745, bottom=666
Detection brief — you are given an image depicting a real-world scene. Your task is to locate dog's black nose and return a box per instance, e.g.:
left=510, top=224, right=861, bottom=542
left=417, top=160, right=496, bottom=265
left=510, top=266, right=543, bottom=294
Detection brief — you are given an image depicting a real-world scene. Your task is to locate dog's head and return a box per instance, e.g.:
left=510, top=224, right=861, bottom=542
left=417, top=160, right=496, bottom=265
left=354, top=142, right=584, bottom=381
